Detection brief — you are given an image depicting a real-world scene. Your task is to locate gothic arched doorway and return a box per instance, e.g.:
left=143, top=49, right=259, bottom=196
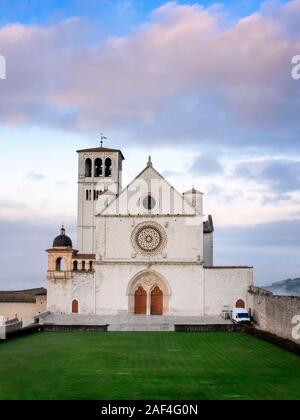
left=236, top=299, right=245, bottom=309
left=134, top=286, right=147, bottom=314
left=151, top=286, right=163, bottom=315
left=127, top=270, right=170, bottom=315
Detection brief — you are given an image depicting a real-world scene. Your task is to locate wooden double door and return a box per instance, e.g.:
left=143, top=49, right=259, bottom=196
left=134, top=286, right=163, bottom=315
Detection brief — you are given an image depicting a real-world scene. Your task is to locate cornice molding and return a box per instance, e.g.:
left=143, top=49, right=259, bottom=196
left=95, top=260, right=203, bottom=266
left=96, top=214, right=200, bottom=218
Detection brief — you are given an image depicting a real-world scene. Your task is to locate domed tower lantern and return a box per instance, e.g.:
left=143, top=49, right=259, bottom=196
left=47, top=226, right=76, bottom=280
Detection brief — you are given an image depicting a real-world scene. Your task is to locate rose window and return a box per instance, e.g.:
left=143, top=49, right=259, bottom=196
left=131, top=222, right=167, bottom=256
left=137, top=227, right=162, bottom=252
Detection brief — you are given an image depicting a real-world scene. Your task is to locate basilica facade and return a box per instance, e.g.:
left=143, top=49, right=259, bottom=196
left=46, top=146, right=253, bottom=319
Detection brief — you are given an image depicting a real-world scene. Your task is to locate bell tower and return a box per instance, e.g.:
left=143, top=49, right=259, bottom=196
left=76, top=145, right=125, bottom=254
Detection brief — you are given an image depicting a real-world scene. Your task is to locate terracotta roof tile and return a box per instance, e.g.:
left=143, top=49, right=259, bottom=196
left=0, top=287, right=47, bottom=303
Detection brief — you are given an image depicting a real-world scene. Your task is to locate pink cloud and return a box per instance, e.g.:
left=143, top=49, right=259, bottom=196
left=0, top=1, right=299, bottom=147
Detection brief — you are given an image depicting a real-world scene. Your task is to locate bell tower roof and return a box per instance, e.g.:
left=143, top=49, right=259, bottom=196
left=76, top=147, right=125, bottom=160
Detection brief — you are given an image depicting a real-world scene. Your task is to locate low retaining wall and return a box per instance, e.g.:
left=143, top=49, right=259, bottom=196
left=175, top=324, right=243, bottom=333
left=42, top=324, right=108, bottom=332
left=5, top=319, right=23, bottom=335
left=250, top=287, right=300, bottom=344
left=1, top=324, right=108, bottom=341
left=0, top=324, right=40, bottom=342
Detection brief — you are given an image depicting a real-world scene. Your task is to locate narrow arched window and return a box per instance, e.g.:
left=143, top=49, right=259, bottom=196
left=73, top=261, right=78, bottom=271
left=89, top=261, right=93, bottom=271
left=105, top=158, right=112, bottom=177
left=56, top=257, right=64, bottom=272
left=72, top=299, right=79, bottom=314
left=85, top=158, right=92, bottom=177
left=94, top=158, right=103, bottom=177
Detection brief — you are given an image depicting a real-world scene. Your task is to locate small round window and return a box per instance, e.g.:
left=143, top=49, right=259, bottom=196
left=143, top=195, right=156, bottom=210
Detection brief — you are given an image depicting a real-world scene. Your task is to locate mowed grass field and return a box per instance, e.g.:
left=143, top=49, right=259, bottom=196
left=0, top=332, right=300, bottom=400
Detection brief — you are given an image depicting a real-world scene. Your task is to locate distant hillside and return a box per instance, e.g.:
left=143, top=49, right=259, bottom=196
left=263, top=278, right=300, bottom=296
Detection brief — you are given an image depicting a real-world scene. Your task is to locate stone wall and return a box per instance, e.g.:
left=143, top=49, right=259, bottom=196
left=0, top=297, right=47, bottom=326
left=204, top=267, right=253, bottom=316
left=47, top=264, right=253, bottom=318
left=42, top=324, right=108, bottom=332
left=97, top=216, right=203, bottom=263
left=250, top=287, right=300, bottom=344
left=47, top=271, right=95, bottom=315
left=175, top=324, right=243, bottom=333
left=0, top=324, right=40, bottom=342
left=0, top=300, right=46, bottom=325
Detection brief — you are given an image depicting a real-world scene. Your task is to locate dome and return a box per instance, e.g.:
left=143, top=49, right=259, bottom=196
left=53, top=227, right=73, bottom=248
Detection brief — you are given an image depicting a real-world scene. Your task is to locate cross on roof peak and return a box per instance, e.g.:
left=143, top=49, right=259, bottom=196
left=100, top=133, right=107, bottom=147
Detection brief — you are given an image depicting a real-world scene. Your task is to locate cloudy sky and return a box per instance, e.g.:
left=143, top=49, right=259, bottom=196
left=0, top=0, right=300, bottom=290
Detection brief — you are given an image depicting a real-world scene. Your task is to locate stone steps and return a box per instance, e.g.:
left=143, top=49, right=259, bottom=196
left=108, top=323, right=174, bottom=332
left=39, top=313, right=231, bottom=332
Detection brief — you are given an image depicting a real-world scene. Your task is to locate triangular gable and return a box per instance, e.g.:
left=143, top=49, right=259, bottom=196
left=98, top=163, right=197, bottom=216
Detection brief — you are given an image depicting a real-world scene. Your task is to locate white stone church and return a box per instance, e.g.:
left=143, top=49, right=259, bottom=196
left=45, top=145, right=253, bottom=327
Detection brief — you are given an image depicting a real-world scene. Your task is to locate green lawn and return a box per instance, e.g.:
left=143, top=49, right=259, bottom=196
left=0, top=332, right=300, bottom=400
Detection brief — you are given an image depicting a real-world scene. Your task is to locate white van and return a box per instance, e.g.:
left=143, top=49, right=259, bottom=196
left=232, top=308, right=251, bottom=325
